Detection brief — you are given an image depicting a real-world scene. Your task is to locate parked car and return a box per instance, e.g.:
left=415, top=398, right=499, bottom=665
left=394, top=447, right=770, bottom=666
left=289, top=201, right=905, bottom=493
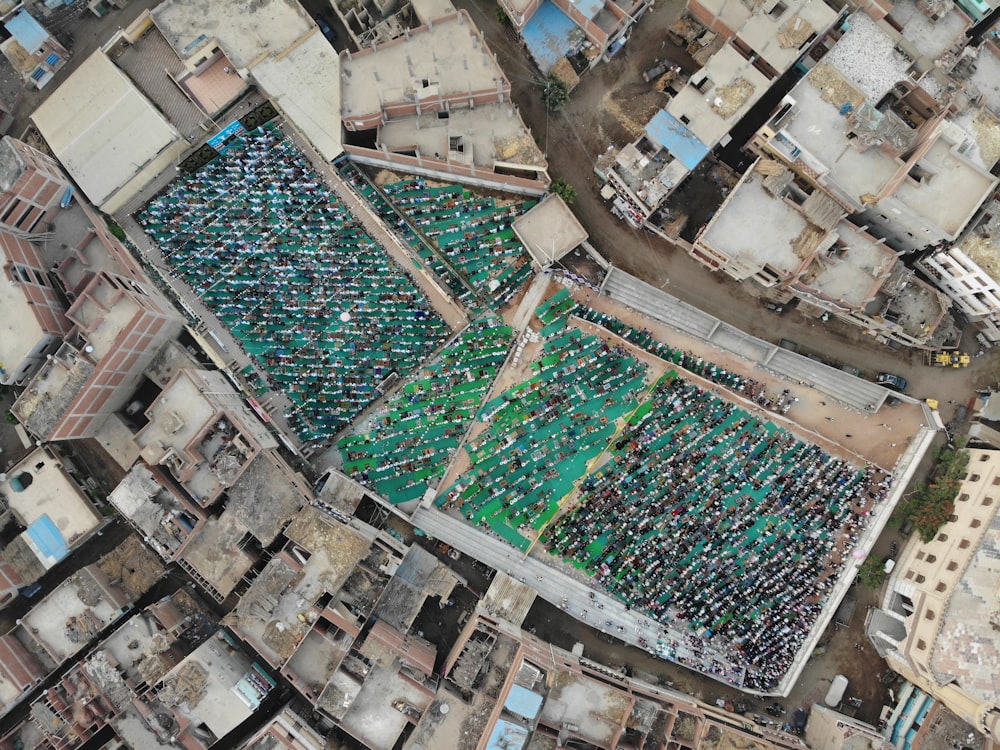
left=875, top=372, right=907, bottom=391
left=317, top=17, right=337, bottom=44
left=764, top=301, right=785, bottom=314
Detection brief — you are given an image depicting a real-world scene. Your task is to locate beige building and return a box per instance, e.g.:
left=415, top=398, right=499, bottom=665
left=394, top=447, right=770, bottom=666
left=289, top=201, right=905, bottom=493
left=867, top=447, right=1000, bottom=742
left=692, top=158, right=958, bottom=348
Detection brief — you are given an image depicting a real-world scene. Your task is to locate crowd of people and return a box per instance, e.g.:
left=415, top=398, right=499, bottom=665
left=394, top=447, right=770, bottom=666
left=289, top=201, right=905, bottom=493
left=339, top=315, right=514, bottom=505
left=546, top=375, right=887, bottom=689
left=339, top=163, right=535, bottom=309
left=138, top=124, right=450, bottom=442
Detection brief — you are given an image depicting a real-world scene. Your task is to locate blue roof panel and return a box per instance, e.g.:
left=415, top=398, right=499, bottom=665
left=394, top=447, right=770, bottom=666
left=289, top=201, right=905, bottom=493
left=5, top=11, right=49, bottom=55
left=522, top=1, right=584, bottom=74
left=644, top=110, right=709, bottom=171
left=570, top=0, right=604, bottom=21
left=485, top=719, right=529, bottom=750
left=26, top=514, right=69, bottom=566
left=504, top=684, right=544, bottom=719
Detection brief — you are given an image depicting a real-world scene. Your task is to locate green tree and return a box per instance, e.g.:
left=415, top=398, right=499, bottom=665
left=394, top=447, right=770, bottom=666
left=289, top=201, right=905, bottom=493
left=540, top=75, right=570, bottom=112
left=897, top=446, right=969, bottom=543
left=550, top=178, right=577, bottom=205
left=857, top=556, right=886, bottom=589
left=496, top=4, right=510, bottom=26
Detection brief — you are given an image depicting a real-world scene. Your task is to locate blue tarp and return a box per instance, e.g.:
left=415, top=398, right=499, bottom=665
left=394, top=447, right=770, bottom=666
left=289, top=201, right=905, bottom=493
left=644, top=110, right=710, bottom=171
left=570, top=0, right=604, bottom=21
left=522, top=1, right=584, bottom=74
left=504, top=684, right=544, bottom=720
left=25, top=514, right=69, bottom=566
left=485, top=719, right=529, bottom=750
left=5, top=11, right=50, bottom=55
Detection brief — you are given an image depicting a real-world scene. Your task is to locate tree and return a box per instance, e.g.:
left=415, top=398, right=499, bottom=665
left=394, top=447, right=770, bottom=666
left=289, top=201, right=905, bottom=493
left=540, top=75, right=570, bottom=112
left=496, top=4, right=510, bottom=26
left=857, top=556, right=887, bottom=590
left=896, top=446, right=969, bottom=543
left=550, top=178, right=577, bottom=205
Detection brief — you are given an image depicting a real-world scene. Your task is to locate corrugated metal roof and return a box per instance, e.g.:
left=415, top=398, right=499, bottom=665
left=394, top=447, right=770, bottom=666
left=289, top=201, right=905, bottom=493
left=504, top=684, right=544, bottom=719
left=644, top=110, right=709, bottom=171
left=5, top=11, right=49, bottom=56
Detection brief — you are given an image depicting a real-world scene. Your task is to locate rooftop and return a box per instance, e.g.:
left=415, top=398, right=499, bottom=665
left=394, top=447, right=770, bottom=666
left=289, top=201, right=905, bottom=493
left=21, top=570, right=127, bottom=663
left=0, top=448, right=101, bottom=557
left=151, top=0, right=313, bottom=70
left=0, top=260, right=48, bottom=380
left=225, top=454, right=308, bottom=545
left=930, top=488, right=1000, bottom=706
left=538, top=668, right=634, bottom=746
left=12, top=348, right=94, bottom=441
left=339, top=660, right=435, bottom=750
left=698, top=166, right=816, bottom=279
left=890, top=0, right=970, bottom=61
left=68, top=273, right=148, bottom=360
left=891, top=134, right=999, bottom=237
left=801, top=222, right=896, bottom=307
left=377, top=103, right=545, bottom=170
left=340, top=12, right=507, bottom=122
left=108, top=464, right=197, bottom=559
left=31, top=51, right=184, bottom=210
left=667, top=43, right=771, bottom=148
left=513, top=194, right=588, bottom=267
left=781, top=73, right=900, bottom=203
left=736, top=0, right=838, bottom=73
left=179, top=511, right=256, bottom=599
left=157, top=633, right=256, bottom=741
left=823, top=13, right=913, bottom=102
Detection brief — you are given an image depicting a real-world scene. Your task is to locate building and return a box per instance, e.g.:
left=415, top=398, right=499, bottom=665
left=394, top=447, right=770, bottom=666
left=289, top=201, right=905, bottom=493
left=866, top=447, right=1000, bottom=742
left=340, top=11, right=549, bottom=194
left=31, top=51, right=189, bottom=215
left=237, top=705, right=325, bottom=750
left=598, top=0, right=838, bottom=227
left=0, top=9, right=69, bottom=90
left=749, top=12, right=998, bottom=254
left=0, top=230, right=71, bottom=386
left=12, top=270, right=183, bottom=442
left=0, top=446, right=104, bottom=585
left=0, top=536, right=165, bottom=716
left=512, top=193, right=589, bottom=268
left=498, top=0, right=654, bottom=73
left=804, top=704, right=893, bottom=750
left=0, top=136, right=71, bottom=234
left=918, top=204, right=1000, bottom=343
left=691, top=158, right=958, bottom=347
left=1, top=590, right=216, bottom=750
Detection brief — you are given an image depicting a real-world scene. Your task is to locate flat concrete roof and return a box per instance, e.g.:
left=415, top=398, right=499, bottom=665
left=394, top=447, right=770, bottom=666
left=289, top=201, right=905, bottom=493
left=667, top=44, right=770, bottom=148
left=137, top=371, right=220, bottom=464
left=699, top=169, right=813, bottom=278
left=783, top=76, right=899, bottom=202
left=1, top=448, right=101, bottom=550
left=0, top=265, right=47, bottom=380
left=151, top=0, right=313, bottom=71
left=31, top=52, right=183, bottom=210
left=801, top=222, right=896, bottom=307
left=340, top=662, right=433, bottom=750
left=513, top=194, right=588, bottom=266
left=538, top=669, right=633, bottom=746
left=161, top=635, right=255, bottom=739
left=892, top=135, right=999, bottom=237
left=22, top=573, right=122, bottom=662
left=823, top=13, right=911, bottom=102
left=179, top=511, right=255, bottom=597
left=412, top=0, right=458, bottom=25
left=250, top=31, right=343, bottom=161
left=378, top=103, right=545, bottom=169
left=341, top=12, right=506, bottom=122
left=891, top=0, right=969, bottom=60
left=738, top=0, right=838, bottom=73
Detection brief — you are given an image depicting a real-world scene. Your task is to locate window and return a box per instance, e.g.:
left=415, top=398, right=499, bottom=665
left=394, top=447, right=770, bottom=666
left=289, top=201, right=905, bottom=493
left=768, top=0, right=788, bottom=16
left=925, top=610, right=935, bottom=621
left=970, top=474, right=981, bottom=482
left=938, top=533, right=948, bottom=542
left=935, top=582, right=946, bottom=592
left=958, top=493, right=970, bottom=502
left=915, top=574, right=926, bottom=583
left=971, top=519, right=982, bottom=528
left=959, top=539, right=970, bottom=549
left=949, top=514, right=958, bottom=523
left=979, top=454, right=990, bottom=461
left=917, top=639, right=927, bottom=650
left=984, top=497, right=994, bottom=506
left=915, top=551, right=925, bottom=560
left=926, top=554, right=936, bottom=563
left=946, top=561, right=958, bottom=571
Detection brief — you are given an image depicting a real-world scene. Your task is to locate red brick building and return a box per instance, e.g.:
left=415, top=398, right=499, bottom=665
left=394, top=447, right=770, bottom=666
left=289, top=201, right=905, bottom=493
left=0, top=136, right=70, bottom=234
